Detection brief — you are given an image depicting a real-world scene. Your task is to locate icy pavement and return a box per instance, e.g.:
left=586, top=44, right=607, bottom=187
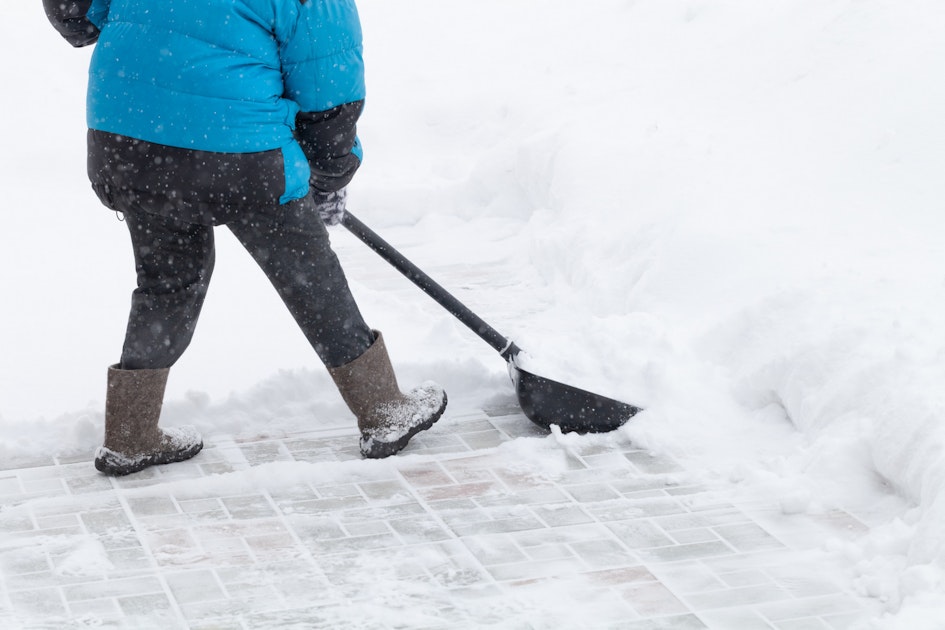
left=0, top=403, right=882, bottom=629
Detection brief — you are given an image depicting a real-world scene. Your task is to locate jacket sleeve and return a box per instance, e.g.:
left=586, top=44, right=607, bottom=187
left=280, top=0, right=366, bottom=193
left=43, top=0, right=109, bottom=47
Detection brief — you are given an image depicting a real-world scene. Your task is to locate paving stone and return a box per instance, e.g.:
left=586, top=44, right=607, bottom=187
left=220, top=494, right=277, bottom=519
left=655, top=507, right=750, bottom=531
left=408, top=432, right=470, bottom=454
left=767, top=570, right=843, bottom=598
left=460, top=429, right=508, bottom=449
left=639, top=540, right=737, bottom=564
left=244, top=531, right=303, bottom=562
left=0, top=455, right=55, bottom=472
left=532, top=503, right=595, bottom=527
left=757, top=594, right=868, bottom=623
left=82, top=508, right=134, bottom=532
left=4, top=570, right=65, bottom=592
left=522, top=541, right=576, bottom=562
left=0, top=548, right=51, bottom=576
left=315, top=483, right=362, bottom=499
left=590, top=497, right=687, bottom=521
left=495, top=467, right=563, bottom=491
left=388, top=517, right=452, bottom=544
left=187, top=620, right=238, bottom=630
left=665, top=485, right=709, bottom=497
left=358, top=479, right=413, bottom=502
left=670, top=527, right=722, bottom=545
left=610, top=475, right=683, bottom=495
left=513, top=522, right=611, bottom=547
left=177, top=497, right=227, bottom=518
left=165, top=569, right=228, bottom=605
left=288, top=516, right=346, bottom=542
left=718, top=568, right=776, bottom=588
left=577, top=566, right=647, bottom=587
left=775, top=617, right=834, bottom=629
left=713, top=522, right=785, bottom=553
left=621, top=580, right=690, bottom=617
left=308, top=532, right=402, bottom=555
left=448, top=513, right=546, bottom=537
left=281, top=495, right=369, bottom=514
left=398, top=463, right=455, bottom=488
left=106, top=546, right=151, bottom=571
left=487, top=556, right=586, bottom=582
left=486, top=414, right=547, bottom=438
left=65, top=474, right=114, bottom=495
left=56, top=451, right=99, bottom=466
left=570, top=538, right=639, bottom=569
left=0, top=511, right=35, bottom=533
left=239, top=441, right=293, bottom=465
left=625, top=451, right=685, bottom=474
left=685, top=583, right=794, bottom=610
left=606, top=520, right=676, bottom=549
left=418, top=480, right=505, bottom=502
left=127, top=496, right=179, bottom=518
left=565, top=483, right=623, bottom=503
left=63, top=576, right=165, bottom=602
left=343, top=519, right=393, bottom=538
left=67, top=596, right=123, bottom=619
left=118, top=592, right=176, bottom=617
left=822, top=610, right=876, bottom=629
left=7, top=587, right=68, bottom=616
left=582, top=451, right=639, bottom=469
left=615, top=613, right=708, bottom=629
left=696, top=609, right=776, bottom=629
left=475, top=486, right=570, bottom=512
left=31, top=511, right=79, bottom=533
left=20, top=477, right=66, bottom=496
left=463, top=534, right=528, bottom=565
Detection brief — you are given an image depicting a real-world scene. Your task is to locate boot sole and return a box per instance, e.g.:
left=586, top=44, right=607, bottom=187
left=94, top=441, right=204, bottom=476
left=360, top=393, right=448, bottom=459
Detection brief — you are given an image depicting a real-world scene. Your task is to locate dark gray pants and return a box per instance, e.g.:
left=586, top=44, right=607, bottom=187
left=119, top=200, right=374, bottom=370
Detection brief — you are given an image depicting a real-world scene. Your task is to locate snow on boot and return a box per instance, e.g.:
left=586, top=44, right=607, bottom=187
left=329, top=330, right=447, bottom=459
left=94, top=365, right=203, bottom=476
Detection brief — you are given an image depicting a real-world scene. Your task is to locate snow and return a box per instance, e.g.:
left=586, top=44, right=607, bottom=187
left=3, top=0, right=945, bottom=627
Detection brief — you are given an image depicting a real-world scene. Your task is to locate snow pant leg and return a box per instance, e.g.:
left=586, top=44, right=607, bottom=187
left=119, top=209, right=215, bottom=370
left=227, top=198, right=374, bottom=368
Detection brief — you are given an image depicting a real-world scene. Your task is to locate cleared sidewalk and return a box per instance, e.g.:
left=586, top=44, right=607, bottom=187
left=0, top=402, right=879, bottom=629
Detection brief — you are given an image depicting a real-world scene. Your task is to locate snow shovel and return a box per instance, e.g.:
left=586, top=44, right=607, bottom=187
left=340, top=211, right=642, bottom=433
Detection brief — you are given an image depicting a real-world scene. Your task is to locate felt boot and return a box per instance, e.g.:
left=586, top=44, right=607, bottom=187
left=329, top=331, right=447, bottom=458
left=94, top=365, right=203, bottom=476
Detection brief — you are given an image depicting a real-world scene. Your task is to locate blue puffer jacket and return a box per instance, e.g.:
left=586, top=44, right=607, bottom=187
left=45, top=0, right=365, bottom=217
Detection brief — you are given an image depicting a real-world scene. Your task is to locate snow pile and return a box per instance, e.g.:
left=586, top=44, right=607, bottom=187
left=3, top=0, right=945, bottom=625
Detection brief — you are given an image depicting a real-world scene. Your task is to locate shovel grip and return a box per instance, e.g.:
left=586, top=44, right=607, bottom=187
left=341, top=211, right=520, bottom=360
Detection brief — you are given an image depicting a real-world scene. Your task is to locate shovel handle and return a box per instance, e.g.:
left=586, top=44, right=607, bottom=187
left=340, top=211, right=521, bottom=361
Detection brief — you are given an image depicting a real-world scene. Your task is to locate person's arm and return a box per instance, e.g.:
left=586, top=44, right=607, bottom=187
left=281, top=0, right=366, bottom=194
left=43, top=0, right=110, bottom=47
left=296, top=101, right=364, bottom=195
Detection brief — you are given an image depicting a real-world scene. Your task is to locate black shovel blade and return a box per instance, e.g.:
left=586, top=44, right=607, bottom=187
left=511, top=365, right=642, bottom=433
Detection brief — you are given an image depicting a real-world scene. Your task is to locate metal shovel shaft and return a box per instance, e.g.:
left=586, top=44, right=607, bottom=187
left=340, top=211, right=641, bottom=432
left=341, top=212, right=521, bottom=360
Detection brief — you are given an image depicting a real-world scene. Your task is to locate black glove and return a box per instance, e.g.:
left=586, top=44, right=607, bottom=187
left=313, top=188, right=347, bottom=226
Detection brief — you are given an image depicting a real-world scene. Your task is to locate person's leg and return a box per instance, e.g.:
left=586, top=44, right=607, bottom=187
left=228, top=199, right=446, bottom=457
left=227, top=199, right=373, bottom=367
left=120, top=208, right=216, bottom=369
left=96, top=208, right=210, bottom=475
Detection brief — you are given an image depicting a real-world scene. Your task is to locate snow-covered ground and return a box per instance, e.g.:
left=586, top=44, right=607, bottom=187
left=3, top=0, right=945, bottom=627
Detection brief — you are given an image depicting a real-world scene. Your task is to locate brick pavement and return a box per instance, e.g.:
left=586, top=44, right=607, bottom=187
left=0, top=401, right=880, bottom=629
